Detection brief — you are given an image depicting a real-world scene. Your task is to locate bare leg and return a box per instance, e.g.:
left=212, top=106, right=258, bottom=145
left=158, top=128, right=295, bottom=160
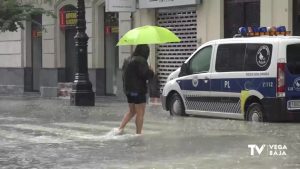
left=135, top=103, right=146, bottom=134
left=119, top=103, right=136, bottom=130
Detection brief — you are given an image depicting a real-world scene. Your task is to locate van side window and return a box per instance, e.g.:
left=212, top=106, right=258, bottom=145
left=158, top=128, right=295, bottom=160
left=215, top=44, right=246, bottom=72
left=287, top=44, right=300, bottom=74
left=245, top=44, right=272, bottom=71
left=189, top=46, right=212, bottom=74
left=216, top=43, right=272, bottom=72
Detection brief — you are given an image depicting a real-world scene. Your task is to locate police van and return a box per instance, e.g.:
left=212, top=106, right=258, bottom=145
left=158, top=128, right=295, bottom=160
left=161, top=27, right=300, bottom=122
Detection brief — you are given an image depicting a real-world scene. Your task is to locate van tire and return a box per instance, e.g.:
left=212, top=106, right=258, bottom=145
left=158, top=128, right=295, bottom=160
left=169, top=93, right=186, bottom=116
left=246, top=103, right=264, bottom=122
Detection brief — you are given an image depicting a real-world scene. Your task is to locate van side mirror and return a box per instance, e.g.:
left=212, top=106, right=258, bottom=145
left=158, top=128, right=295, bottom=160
left=179, top=63, right=189, bottom=77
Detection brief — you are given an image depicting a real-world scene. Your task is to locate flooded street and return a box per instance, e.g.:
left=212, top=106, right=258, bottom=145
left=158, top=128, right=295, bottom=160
left=0, top=96, right=299, bottom=169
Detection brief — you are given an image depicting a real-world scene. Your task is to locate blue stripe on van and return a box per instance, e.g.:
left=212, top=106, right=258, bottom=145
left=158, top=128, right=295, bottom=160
left=178, top=78, right=277, bottom=97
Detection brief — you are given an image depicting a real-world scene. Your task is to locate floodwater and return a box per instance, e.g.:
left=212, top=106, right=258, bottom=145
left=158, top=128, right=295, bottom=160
left=0, top=96, right=299, bottom=169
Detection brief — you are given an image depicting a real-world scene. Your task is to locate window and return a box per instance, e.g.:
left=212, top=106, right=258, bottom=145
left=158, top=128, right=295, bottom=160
left=189, top=46, right=212, bottom=74
left=244, top=44, right=272, bottom=71
left=216, top=44, right=246, bottom=72
left=224, top=0, right=260, bottom=38
left=216, top=43, right=272, bottom=72
left=287, top=44, right=300, bottom=74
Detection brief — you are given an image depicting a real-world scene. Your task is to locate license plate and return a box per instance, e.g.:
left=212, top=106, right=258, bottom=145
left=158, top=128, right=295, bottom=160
left=287, top=100, right=300, bottom=110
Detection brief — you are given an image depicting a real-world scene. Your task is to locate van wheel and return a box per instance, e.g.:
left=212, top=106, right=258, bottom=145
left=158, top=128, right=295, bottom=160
left=246, top=103, right=264, bottom=122
left=169, top=93, right=186, bottom=116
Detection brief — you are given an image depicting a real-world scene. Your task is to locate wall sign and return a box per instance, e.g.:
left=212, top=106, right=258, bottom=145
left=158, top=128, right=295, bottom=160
left=60, top=9, right=77, bottom=29
left=32, top=30, right=42, bottom=38
left=139, top=0, right=201, bottom=8
left=105, top=0, right=136, bottom=12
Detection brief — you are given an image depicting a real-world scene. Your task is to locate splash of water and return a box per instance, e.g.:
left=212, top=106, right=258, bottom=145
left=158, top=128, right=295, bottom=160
left=101, top=128, right=140, bottom=141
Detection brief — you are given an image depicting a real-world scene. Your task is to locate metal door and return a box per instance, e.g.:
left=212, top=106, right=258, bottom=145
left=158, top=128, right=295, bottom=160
left=156, top=7, right=197, bottom=92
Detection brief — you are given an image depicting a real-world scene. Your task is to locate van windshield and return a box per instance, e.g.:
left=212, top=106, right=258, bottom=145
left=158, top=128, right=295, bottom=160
left=287, top=44, right=300, bottom=74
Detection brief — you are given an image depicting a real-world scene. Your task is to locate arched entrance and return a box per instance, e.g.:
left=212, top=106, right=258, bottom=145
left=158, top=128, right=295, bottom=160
left=60, top=5, right=77, bottom=82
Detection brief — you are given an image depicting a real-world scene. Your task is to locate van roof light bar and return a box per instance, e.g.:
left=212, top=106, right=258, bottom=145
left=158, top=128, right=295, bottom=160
left=234, top=26, right=291, bottom=37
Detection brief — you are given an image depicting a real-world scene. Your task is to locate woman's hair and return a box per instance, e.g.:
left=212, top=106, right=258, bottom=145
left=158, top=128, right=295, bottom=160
left=133, top=44, right=150, bottom=59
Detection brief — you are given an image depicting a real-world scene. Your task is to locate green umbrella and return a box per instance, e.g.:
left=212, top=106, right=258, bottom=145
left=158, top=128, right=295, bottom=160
left=117, top=25, right=181, bottom=46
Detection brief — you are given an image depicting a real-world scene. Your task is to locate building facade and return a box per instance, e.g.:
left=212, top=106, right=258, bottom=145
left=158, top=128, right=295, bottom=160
left=0, top=0, right=296, bottom=97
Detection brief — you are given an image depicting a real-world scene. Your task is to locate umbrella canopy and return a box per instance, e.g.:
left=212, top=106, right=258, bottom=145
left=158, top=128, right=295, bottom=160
left=117, top=25, right=181, bottom=46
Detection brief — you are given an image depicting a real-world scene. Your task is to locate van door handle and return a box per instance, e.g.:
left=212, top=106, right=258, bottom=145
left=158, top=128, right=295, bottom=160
left=204, top=77, right=209, bottom=83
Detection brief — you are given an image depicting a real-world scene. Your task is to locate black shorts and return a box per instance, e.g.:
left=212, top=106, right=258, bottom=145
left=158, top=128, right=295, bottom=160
left=126, top=92, right=146, bottom=104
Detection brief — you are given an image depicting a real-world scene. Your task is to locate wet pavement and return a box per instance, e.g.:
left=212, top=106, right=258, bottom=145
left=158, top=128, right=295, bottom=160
left=0, top=96, right=300, bottom=169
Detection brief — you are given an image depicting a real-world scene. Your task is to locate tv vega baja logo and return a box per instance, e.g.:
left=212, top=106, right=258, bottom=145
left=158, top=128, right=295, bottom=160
left=248, top=144, right=287, bottom=156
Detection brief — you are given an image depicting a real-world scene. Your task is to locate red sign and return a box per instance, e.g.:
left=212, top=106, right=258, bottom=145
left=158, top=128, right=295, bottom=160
left=105, top=26, right=111, bottom=34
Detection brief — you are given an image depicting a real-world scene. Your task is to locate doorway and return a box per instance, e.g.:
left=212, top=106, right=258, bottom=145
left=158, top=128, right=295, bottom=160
left=61, top=5, right=77, bottom=82
left=65, top=29, right=76, bottom=82
left=32, top=15, right=42, bottom=91
left=104, top=12, right=119, bottom=95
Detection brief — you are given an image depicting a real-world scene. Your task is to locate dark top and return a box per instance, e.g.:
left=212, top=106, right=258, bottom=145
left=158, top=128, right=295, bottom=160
left=122, top=55, right=154, bottom=94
